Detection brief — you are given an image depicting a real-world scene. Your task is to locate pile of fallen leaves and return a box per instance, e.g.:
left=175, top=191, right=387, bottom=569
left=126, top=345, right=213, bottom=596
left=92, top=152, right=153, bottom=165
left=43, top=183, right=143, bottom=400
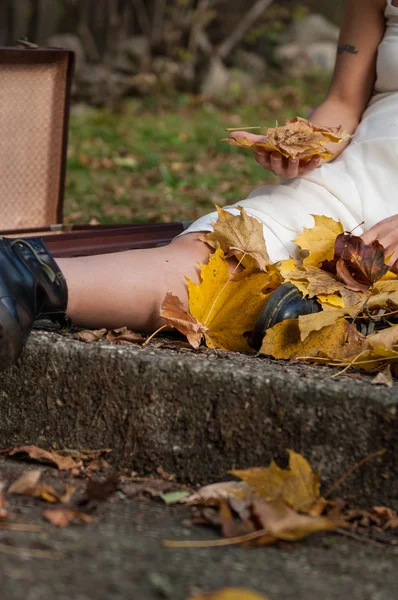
left=156, top=207, right=398, bottom=383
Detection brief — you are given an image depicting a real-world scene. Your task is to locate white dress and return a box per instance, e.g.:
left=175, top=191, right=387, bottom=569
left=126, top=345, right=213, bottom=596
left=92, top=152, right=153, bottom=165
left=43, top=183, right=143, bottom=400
left=181, top=0, right=398, bottom=263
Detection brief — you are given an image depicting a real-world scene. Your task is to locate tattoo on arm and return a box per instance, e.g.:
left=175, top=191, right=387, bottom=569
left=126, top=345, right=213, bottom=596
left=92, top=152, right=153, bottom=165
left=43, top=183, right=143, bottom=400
left=337, top=44, right=359, bottom=55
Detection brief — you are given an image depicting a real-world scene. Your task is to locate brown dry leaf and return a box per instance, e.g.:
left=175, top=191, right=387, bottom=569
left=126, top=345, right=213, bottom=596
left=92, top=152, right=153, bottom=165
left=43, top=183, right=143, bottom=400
left=8, top=471, right=74, bottom=504
left=367, top=324, right=398, bottom=351
left=0, top=483, right=8, bottom=520
left=188, top=589, right=269, bottom=600
left=227, top=117, right=350, bottom=161
left=160, top=291, right=207, bottom=349
left=219, top=500, right=254, bottom=539
left=372, top=506, right=398, bottom=529
left=251, top=498, right=338, bottom=544
left=186, top=481, right=251, bottom=506
left=285, top=265, right=362, bottom=307
left=42, top=508, right=92, bottom=528
left=368, top=279, right=398, bottom=309
left=7, top=446, right=81, bottom=471
left=341, top=346, right=398, bottom=373
left=298, top=309, right=355, bottom=342
left=8, top=470, right=42, bottom=494
left=76, top=329, right=107, bottom=343
left=56, top=448, right=112, bottom=462
left=188, top=247, right=273, bottom=352
left=200, top=206, right=270, bottom=271
left=294, top=215, right=344, bottom=267
left=371, top=365, right=394, bottom=388
left=232, top=450, right=320, bottom=514
left=260, top=318, right=366, bottom=362
left=106, top=327, right=127, bottom=342
left=85, top=458, right=110, bottom=472
left=105, top=327, right=145, bottom=345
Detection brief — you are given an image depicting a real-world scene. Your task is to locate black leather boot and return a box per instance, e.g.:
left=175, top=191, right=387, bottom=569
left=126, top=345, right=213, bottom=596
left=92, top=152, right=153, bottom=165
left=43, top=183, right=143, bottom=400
left=250, top=282, right=321, bottom=351
left=0, top=237, right=68, bottom=371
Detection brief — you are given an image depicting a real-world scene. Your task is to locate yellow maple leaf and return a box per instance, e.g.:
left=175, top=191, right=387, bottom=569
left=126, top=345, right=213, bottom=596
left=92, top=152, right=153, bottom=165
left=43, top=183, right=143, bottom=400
left=260, top=318, right=366, bottom=361
left=187, top=247, right=272, bottom=352
left=188, top=589, right=269, bottom=600
left=317, top=294, right=345, bottom=309
left=200, top=206, right=270, bottom=272
left=232, top=450, right=320, bottom=514
left=294, top=215, right=344, bottom=267
left=298, top=308, right=356, bottom=342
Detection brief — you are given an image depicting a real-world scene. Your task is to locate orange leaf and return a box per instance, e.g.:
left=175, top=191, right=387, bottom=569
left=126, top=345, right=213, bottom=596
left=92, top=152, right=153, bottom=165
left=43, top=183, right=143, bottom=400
left=160, top=291, right=207, bottom=349
left=7, top=446, right=81, bottom=471
left=42, top=508, right=92, bottom=528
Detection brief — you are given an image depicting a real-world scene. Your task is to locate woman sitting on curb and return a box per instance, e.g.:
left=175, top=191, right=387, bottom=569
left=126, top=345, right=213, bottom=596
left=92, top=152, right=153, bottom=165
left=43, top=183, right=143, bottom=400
left=1, top=0, right=398, bottom=370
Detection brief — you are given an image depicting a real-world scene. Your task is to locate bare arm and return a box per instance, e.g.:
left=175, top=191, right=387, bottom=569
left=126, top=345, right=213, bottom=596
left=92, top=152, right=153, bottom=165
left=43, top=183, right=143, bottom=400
left=252, top=0, right=386, bottom=177
left=309, top=0, right=386, bottom=158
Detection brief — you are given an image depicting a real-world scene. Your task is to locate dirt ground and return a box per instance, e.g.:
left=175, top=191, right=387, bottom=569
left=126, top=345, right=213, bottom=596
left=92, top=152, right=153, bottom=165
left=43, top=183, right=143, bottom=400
left=0, top=457, right=397, bottom=600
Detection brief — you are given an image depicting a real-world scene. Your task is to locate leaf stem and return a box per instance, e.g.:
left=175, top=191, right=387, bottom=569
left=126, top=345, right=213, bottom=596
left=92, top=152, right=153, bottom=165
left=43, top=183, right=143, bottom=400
left=143, top=324, right=168, bottom=346
left=324, top=449, right=386, bottom=499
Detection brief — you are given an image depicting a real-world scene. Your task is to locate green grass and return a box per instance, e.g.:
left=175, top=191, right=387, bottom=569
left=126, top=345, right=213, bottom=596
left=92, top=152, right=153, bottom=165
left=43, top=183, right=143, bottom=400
left=65, top=72, right=331, bottom=226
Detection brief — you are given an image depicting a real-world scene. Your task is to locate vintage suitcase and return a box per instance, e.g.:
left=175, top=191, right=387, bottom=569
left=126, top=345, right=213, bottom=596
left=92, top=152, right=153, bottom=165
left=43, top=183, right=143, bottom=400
left=0, top=44, right=188, bottom=257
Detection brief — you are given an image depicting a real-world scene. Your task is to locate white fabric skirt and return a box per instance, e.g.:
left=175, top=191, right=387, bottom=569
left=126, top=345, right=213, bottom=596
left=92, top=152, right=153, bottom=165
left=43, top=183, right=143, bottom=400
left=181, top=91, right=398, bottom=263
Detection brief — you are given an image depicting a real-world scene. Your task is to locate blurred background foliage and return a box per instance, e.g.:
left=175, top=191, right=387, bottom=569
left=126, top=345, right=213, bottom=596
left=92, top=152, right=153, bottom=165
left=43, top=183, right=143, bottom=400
left=0, top=0, right=344, bottom=225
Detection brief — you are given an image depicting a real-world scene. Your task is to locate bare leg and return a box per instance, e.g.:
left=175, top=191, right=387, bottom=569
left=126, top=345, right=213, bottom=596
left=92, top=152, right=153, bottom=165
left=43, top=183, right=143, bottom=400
left=56, top=234, right=211, bottom=331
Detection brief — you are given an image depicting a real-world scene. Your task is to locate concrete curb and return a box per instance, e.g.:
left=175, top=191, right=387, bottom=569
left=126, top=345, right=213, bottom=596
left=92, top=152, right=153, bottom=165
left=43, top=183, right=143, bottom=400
left=0, top=331, right=397, bottom=505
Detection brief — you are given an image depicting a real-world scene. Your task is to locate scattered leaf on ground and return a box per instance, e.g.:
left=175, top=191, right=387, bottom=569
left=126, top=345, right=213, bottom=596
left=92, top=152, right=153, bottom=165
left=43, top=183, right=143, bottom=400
left=8, top=471, right=77, bottom=504
left=188, top=588, right=269, bottom=600
left=200, top=206, right=270, bottom=271
left=160, top=491, right=191, bottom=505
left=232, top=450, right=320, bottom=513
left=251, top=497, right=338, bottom=544
left=76, top=329, right=107, bottom=343
left=160, top=291, right=207, bottom=349
left=105, top=327, right=146, bottom=345
left=0, top=483, right=8, bottom=520
left=42, top=508, right=92, bottom=528
left=371, top=365, right=394, bottom=387
left=186, top=482, right=251, bottom=505
left=8, top=470, right=42, bottom=494
left=6, top=446, right=82, bottom=471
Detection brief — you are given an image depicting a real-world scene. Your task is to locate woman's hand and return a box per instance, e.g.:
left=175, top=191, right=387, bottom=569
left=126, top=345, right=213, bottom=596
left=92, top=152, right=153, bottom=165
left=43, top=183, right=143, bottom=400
left=361, top=215, right=398, bottom=273
left=230, top=131, right=320, bottom=179
left=255, top=148, right=321, bottom=179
